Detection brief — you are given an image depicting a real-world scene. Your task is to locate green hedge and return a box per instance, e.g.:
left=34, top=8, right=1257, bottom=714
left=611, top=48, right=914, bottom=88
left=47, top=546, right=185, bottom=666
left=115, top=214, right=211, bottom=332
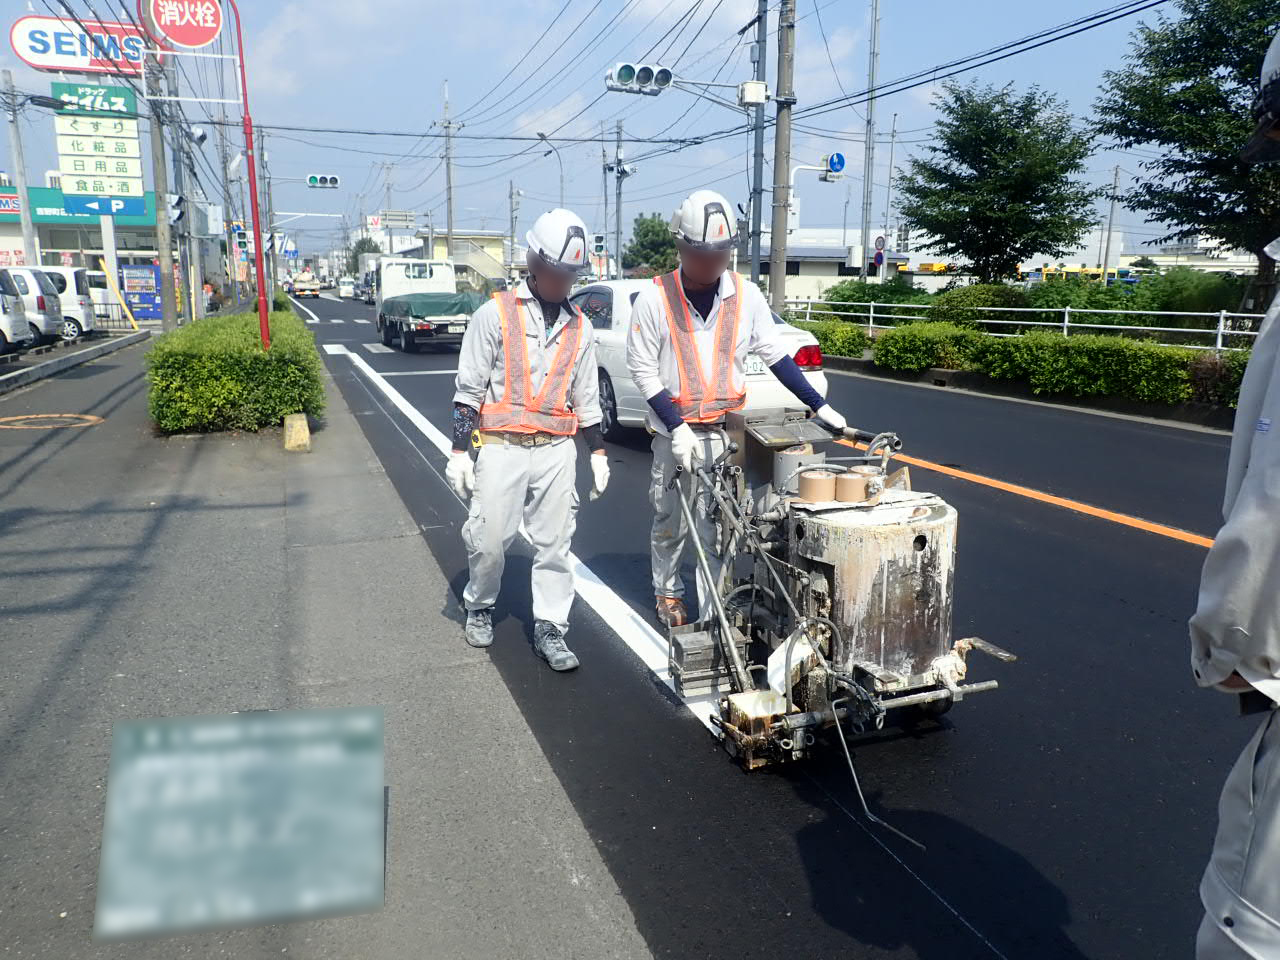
left=146, top=310, right=326, bottom=432
left=790, top=320, right=872, bottom=358
left=272, top=289, right=291, bottom=311
left=872, top=322, right=986, bottom=373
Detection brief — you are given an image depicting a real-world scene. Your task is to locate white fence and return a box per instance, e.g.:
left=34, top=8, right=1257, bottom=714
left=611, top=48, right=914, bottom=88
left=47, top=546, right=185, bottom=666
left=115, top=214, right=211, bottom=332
left=785, top=299, right=1264, bottom=352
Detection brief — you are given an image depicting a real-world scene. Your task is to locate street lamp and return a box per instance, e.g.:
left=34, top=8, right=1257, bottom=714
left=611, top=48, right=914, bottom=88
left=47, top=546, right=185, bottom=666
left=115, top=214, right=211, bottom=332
left=536, top=132, right=564, bottom=209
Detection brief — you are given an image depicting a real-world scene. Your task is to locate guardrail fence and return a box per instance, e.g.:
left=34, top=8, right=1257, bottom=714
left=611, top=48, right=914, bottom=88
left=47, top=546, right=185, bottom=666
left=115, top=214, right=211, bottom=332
left=784, top=299, right=1264, bottom=352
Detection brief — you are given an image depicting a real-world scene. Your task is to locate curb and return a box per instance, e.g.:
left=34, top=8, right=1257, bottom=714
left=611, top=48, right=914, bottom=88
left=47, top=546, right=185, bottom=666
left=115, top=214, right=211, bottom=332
left=823, top=354, right=1237, bottom=431
left=0, top=331, right=151, bottom=398
left=283, top=412, right=311, bottom=452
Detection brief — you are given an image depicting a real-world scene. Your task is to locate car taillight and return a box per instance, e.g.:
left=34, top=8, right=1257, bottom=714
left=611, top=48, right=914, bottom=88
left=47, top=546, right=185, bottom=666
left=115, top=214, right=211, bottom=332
left=794, top=344, right=823, bottom=370
left=36, top=295, right=45, bottom=311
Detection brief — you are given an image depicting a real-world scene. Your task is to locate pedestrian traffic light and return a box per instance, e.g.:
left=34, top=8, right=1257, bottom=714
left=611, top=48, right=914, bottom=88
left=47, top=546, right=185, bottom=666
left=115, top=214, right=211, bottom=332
left=591, top=233, right=606, bottom=255
left=606, top=62, right=674, bottom=96
left=235, top=230, right=249, bottom=250
left=166, top=193, right=185, bottom=225
left=307, top=174, right=340, bottom=188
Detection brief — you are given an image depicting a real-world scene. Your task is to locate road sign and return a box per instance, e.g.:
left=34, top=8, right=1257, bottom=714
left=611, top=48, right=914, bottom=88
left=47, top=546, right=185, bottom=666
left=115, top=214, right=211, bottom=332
left=144, top=0, right=223, bottom=49
left=9, top=16, right=148, bottom=75
left=60, top=155, right=143, bottom=180
left=51, top=81, right=137, bottom=117
left=55, top=115, right=139, bottom=139
left=873, top=250, right=885, bottom=266
left=826, top=152, right=846, bottom=174
left=63, top=195, right=145, bottom=216
left=874, top=235, right=886, bottom=251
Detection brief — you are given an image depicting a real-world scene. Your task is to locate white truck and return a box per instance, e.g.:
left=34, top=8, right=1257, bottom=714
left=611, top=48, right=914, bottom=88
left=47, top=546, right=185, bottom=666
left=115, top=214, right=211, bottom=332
left=373, top=257, right=474, bottom=352
left=292, top=267, right=321, bottom=298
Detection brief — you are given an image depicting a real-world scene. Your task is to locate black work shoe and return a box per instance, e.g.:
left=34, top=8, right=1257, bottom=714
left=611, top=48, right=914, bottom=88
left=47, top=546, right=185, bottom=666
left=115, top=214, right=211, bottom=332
left=532, top=620, right=579, bottom=672
left=465, top=608, right=494, bottom=648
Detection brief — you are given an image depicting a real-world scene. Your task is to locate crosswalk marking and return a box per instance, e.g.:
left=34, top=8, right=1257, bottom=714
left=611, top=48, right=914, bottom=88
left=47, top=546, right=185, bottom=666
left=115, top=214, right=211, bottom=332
left=330, top=319, right=344, bottom=324
left=353, top=319, right=370, bottom=324
left=305, top=318, right=319, bottom=324
left=363, top=343, right=394, bottom=354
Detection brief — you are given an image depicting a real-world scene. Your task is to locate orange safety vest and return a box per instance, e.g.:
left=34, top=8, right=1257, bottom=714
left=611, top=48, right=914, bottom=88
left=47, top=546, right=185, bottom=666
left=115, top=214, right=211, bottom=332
left=478, top=292, right=584, bottom=436
left=654, top=270, right=745, bottom=423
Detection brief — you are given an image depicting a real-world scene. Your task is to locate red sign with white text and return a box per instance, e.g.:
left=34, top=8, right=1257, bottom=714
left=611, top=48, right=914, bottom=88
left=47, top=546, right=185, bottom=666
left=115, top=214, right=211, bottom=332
left=143, top=0, right=222, bottom=49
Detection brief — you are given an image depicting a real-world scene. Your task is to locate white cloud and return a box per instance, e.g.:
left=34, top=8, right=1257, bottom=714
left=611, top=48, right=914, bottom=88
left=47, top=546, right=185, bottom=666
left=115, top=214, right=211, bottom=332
left=514, top=92, right=590, bottom=139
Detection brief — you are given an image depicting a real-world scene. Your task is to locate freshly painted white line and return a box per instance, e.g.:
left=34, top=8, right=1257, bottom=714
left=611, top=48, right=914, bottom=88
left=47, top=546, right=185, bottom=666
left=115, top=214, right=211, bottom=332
left=327, top=343, right=715, bottom=734
left=363, top=343, right=394, bottom=354
left=382, top=369, right=459, bottom=377
left=288, top=295, right=321, bottom=322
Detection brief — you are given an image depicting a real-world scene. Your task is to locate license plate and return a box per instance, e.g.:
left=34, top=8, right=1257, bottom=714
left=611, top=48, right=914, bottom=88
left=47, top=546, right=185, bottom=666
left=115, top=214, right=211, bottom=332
left=448, top=323, right=466, bottom=334
left=745, top=355, right=767, bottom=375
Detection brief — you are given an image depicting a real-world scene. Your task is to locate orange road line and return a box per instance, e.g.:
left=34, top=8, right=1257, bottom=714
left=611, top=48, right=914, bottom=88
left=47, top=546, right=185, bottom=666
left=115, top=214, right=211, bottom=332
left=838, top=439, right=1214, bottom=549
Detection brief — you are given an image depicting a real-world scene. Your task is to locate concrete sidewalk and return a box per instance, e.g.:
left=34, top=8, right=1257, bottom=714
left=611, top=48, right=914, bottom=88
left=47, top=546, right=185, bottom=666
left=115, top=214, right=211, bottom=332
left=0, top=345, right=651, bottom=959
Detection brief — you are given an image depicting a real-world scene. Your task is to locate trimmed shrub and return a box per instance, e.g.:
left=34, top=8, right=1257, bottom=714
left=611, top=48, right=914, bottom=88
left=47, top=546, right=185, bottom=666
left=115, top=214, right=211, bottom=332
left=1188, top=349, right=1252, bottom=408
left=980, top=332, right=1192, bottom=404
left=146, top=310, right=326, bottom=432
left=790, top=320, right=872, bottom=358
left=872, top=322, right=985, bottom=373
left=272, top=289, right=291, bottom=311
left=930, top=283, right=1028, bottom=329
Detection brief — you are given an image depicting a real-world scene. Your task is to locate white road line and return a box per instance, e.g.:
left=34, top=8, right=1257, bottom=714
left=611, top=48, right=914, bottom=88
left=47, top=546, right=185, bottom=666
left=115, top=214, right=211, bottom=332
left=329, top=318, right=345, bottom=324
left=363, top=343, right=394, bottom=354
left=382, top=369, right=459, bottom=377
left=353, top=319, right=371, bottom=324
left=327, top=343, right=718, bottom=734
left=288, top=295, right=321, bottom=323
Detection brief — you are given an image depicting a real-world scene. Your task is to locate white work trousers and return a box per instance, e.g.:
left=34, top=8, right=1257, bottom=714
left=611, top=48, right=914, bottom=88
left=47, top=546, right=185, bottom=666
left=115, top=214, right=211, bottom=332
left=649, top=429, right=728, bottom=615
left=462, top=439, right=578, bottom=633
left=1197, top=710, right=1280, bottom=959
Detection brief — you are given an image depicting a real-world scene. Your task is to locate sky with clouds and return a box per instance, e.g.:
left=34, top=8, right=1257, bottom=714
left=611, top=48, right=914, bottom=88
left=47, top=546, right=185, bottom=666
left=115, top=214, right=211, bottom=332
left=1, top=0, right=1179, bottom=256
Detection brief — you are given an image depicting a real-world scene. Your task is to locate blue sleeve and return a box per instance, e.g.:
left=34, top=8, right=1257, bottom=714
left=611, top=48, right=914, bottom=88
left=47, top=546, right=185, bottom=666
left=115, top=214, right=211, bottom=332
left=646, top=389, right=686, bottom=432
left=769, top=356, right=825, bottom=411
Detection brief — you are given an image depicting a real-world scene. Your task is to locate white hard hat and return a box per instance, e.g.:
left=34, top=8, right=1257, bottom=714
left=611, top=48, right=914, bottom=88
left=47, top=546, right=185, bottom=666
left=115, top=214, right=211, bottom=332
left=526, top=208, right=590, bottom=273
left=1244, top=29, right=1280, bottom=164
left=670, top=189, right=737, bottom=250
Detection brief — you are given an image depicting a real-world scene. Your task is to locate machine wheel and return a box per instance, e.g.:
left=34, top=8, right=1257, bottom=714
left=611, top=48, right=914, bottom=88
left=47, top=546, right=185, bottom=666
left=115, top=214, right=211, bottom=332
left=401, top=328, right=420, bottom=353
left=379, top=318, right=394, bottom=347
left=60, top=317, right=83, bottom=342
left=598, top=370, right=622, bottom=440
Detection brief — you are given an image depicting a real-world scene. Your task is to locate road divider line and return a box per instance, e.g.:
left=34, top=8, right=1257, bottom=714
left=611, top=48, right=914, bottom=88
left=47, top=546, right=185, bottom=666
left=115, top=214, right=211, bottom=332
left=326, top=343, right=719, bottom=732
left=839, top=439, right=1214, bottom=548
left=288, top=295, right=321, bottom=323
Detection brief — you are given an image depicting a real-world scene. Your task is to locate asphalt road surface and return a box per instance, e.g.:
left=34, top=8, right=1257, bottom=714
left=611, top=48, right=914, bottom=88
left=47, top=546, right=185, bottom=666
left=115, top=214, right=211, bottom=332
left=298, top=293, right=1241, bottom=960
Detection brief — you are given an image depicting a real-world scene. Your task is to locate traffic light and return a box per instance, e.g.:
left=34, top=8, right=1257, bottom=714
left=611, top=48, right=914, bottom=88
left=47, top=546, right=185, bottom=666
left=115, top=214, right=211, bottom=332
left=606, top=62, right=674, bottom=96
left=166, top=193, right=185, bottom=224
left=307, top=174, right=340, bottom=188
left=591, top=233, right=606, bottom=255
left=235, top=230, right=250, bottom=250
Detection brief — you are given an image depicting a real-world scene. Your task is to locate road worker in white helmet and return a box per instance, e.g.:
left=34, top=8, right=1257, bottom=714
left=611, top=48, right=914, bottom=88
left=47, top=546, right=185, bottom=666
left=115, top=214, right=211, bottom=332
left=1191, top=27, right=1280, bottom=959
left=448, top=208, right=609, bottom=670
left=625, top=189, right=849, bottom=627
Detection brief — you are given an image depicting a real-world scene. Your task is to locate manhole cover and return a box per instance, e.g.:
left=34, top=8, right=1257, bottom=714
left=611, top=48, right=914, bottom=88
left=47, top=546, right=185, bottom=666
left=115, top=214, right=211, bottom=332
left=0, top=413, right=104, bottom=430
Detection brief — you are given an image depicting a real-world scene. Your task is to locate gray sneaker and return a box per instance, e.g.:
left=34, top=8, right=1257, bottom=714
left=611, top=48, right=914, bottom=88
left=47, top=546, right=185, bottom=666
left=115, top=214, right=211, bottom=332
left=465, top=608, right=494, bottom=648
left=533, top=620, right=579, bottom=672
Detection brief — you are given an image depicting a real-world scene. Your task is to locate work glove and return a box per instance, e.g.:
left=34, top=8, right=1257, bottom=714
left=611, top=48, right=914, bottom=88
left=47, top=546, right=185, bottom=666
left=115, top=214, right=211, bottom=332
left=446, top=450, right=475, bottom=500
left=589, top=453, right=610, bottom=500
left=669, top=422, right=701, bottom=473
left=814, top=404, right=848, bottom=433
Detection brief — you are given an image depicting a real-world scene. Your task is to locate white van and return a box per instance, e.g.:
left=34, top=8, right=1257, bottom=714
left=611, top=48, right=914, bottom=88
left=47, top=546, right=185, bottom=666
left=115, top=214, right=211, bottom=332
left=40, top=266, right=96, bottom=340
left=4, top=268, right=62, bottom=344
left=0, top=271, right=31, bottom=353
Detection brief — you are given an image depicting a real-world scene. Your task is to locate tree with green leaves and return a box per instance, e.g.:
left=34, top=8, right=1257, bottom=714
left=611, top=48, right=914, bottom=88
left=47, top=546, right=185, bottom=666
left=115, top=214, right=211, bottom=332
left=622, top=213, right=677, bottom=276
left=346, top=237, right=381, bottom=276
left=1095, top=0, right=1280, bottom=296
left=1129, top=255, right=1159, bottom=271
left=896, top=81, right=1099, bottom=283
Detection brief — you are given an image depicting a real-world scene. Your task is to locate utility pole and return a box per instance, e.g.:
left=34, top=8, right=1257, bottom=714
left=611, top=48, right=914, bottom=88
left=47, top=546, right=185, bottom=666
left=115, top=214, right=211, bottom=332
left=508, top=180, right=519, bottom=280
left=1102, top=164, right=1121, bottom=285
left=858, top=0, right=881, bottom=285
left=216, top=106, right=239, bottom=308
left=767, top=0, right=796, bottom=310
left=614, top=122, right=624, bottom=281
left=601, top=123, right=609, bottom=273
left=258, top=126, right=276, bottom=295
left=383, top=162, right=394, bottom=253
left=442, top=84, right=456, bottom=259
left=165, top=63, right=195, bottom=322
left=883, top=112, right=897, bottom=242
left=145, top=58, right=177, bottom=333
left=3, top=71, right=37, bottom=268
left=749, top=0, right=768, bottom=284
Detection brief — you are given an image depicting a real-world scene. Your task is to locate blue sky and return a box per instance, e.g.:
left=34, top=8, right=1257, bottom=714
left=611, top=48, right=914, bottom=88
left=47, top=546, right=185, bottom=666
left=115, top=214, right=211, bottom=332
left=0, top=0, right=1177, bottom=256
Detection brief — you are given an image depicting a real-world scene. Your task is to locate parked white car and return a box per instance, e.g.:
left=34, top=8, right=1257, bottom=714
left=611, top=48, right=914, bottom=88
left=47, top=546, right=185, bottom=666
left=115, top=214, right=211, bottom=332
left=0, top=271, right=31, bottom=353
left=2, top=268, right=61, bottom=345
left=567, top=278, right=828, bottom=440
left=40, top=266, right=97, bottom=341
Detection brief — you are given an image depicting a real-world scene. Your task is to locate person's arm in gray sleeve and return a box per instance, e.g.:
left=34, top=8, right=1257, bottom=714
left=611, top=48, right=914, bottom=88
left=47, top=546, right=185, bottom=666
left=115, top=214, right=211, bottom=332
left=627, top=289, right=684, bottom=431
left=572, top=326, right=605, bottom=452
left=452, top=302, right=497, bottom=452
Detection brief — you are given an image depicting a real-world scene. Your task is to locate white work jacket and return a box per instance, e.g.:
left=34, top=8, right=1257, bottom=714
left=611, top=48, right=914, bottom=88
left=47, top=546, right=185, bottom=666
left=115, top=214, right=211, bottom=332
left=453, top=280, right=602, bottom=432
left=625, top=269, right=790, bottom=435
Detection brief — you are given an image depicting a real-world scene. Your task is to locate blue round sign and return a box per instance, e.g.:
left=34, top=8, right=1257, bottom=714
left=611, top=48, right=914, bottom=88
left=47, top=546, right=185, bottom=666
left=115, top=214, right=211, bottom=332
left=827, top=152, right=846, bottom=174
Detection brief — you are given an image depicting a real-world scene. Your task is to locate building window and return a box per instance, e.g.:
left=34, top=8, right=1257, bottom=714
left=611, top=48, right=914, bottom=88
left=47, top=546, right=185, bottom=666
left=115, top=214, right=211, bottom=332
left=837, top=263, right=862, bottom=277
left=785, top=260, right=800, bottom=276
left=45, top=174, right=61, bottom=189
